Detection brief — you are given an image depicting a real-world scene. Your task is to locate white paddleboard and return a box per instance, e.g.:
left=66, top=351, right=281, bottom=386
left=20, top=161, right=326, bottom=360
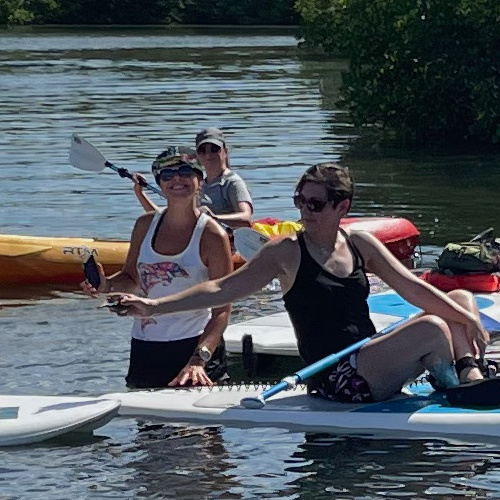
left=225, top=290, right=500, bottom=356
left=0, top=395, right=120, bottom=446
left=104, top=383, right=500, bottom=443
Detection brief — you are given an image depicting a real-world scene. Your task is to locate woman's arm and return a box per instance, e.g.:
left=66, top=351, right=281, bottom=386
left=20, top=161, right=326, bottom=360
left=133, top=173, right=160, bottom=212
left=211, top=201, right=253, bottom=228
left=105, top=213, right=153, bottom=292
left=353, top=231, right=480, bottom=326
left=80, top=214, right=151, bottom=297
left=168, top=221, right=233, bottom=386
left=110, top=236, right=289, bottom=317
left=194, top=220, right=233, bottom=352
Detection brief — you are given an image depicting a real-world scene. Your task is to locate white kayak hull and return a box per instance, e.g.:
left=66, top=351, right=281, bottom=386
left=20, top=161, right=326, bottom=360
left=0, top=395, right=120, bottom=446
left=225, top=290, right=500, bottom=357
left=104, top=384, right=500, bottom=442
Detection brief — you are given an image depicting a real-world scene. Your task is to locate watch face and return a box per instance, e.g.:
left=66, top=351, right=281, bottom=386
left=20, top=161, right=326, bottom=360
left=199, top=347, right=212, bottom=362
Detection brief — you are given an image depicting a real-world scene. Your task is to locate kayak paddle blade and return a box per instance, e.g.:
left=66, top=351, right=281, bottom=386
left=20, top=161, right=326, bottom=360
left=69, top=134, right=108, bottom=172
left=233, top=228, right=271, bottom=262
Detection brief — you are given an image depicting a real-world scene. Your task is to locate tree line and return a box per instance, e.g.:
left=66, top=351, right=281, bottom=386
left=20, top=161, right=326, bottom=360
left=3, top=0, right=500, bottom=149
left=0, top=0, right=299, bottom=25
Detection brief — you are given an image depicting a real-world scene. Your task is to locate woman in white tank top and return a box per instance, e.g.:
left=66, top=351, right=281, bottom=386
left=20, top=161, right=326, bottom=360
left=81, top=148, right=233, bottom=388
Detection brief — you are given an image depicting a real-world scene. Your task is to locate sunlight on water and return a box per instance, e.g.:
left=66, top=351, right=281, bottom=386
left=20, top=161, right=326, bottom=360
left=1, top=26, right=500, bottom=500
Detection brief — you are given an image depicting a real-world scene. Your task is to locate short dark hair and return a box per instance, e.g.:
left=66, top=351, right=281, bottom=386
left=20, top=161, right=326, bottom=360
left=295, top=162, right=353, bottom=207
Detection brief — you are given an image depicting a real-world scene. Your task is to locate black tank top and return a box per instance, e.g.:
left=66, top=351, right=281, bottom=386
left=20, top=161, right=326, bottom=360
left=283, top=230, right=376, bottom=365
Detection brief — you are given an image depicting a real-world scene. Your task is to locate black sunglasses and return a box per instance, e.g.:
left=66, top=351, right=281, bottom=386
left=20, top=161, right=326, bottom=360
left=158, top=164, right=198, bottom=182
left=197, top=144, right=221, bottom=155
left=293, top=194, right=330, bottom=213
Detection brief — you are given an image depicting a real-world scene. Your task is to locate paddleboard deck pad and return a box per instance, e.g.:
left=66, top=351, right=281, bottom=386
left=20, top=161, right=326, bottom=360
left=0, top=395, right=120, bottom=446
left=105, top=382, right=500, bottom=442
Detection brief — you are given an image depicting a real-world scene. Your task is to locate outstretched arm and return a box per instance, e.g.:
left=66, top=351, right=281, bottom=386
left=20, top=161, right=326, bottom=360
left=109, top=237, right=287, bottom=317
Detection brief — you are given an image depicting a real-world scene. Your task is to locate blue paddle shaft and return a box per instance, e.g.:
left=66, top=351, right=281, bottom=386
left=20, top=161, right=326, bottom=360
left=251, top=315, right=414, bottom=407
left=259, top=337, right=371, bottom=401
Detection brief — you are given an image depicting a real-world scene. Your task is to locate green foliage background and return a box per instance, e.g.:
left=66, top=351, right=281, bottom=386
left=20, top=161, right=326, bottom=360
left=296, top=0, right=500, bottom=147
left=2, top=0, right=500, bottom=147
left=0, top=0, right=300, bottom=25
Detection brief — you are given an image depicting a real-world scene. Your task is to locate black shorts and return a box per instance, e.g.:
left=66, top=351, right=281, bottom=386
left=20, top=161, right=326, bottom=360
left=308, top=356, right=373, bottom=403
left=126, top=336, right=228, bottom=389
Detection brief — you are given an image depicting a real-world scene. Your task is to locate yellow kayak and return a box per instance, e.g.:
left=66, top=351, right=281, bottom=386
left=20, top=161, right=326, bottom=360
left=0, top=234, right=128, bottom=287
left=0, top=217, right=419, bottom=287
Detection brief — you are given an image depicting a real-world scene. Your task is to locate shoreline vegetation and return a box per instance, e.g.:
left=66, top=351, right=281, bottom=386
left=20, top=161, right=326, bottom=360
left=3, top=0, right=500, bottom=151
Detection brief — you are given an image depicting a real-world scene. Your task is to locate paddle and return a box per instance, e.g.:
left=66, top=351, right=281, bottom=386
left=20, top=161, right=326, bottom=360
left=240, top=315, right=413, bottom=409
left=69, top=134, right=165, bottom=198
left=68, top=134, right=259, bottom=258
left=233, top=227, right=271, bottom=261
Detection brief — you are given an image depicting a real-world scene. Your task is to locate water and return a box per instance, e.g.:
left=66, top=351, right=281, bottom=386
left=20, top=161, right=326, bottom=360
left=1, top=26, right=500, bottom=499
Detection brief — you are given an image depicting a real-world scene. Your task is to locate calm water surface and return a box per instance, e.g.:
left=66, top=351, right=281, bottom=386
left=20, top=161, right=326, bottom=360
left=1, top=27, right=500, bottom=499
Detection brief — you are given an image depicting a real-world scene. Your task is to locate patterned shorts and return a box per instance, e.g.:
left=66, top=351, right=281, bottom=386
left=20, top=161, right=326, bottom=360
left=309, top=356, right=373, bottom=404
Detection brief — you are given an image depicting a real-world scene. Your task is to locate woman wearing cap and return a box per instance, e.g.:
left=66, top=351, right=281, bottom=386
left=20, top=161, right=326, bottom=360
left=81, top=148, right=232, bottom=389
left=108, top=162, right=498, bottom=407
left=195, top=127, right=253, bottom=229
left=133, top=128, right=253, bottom=229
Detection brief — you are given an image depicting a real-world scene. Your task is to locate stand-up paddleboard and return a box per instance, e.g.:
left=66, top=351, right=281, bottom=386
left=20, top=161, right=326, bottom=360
left=225, top=290, right=500, bottom=357
left=0, top=395, right=120, bottom=446
left=103, top=382, right=500, bottom=443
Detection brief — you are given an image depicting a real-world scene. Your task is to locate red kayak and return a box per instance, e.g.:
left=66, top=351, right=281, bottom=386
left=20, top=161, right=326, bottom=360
left=252, top=216, right=420, bottom=262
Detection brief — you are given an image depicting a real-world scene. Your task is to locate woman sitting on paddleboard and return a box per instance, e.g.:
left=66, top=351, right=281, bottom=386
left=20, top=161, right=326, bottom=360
left=81, top=148, right=232, bottom=389
left=133, top=127, right=253, bottom=229
left=107, top=162, right=498, bottom=405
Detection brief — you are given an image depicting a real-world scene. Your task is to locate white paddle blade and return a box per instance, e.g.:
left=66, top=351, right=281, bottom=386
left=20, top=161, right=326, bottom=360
left=69, top=134, right=108, bottom=172
left=233, top=228, right=271, bottom=262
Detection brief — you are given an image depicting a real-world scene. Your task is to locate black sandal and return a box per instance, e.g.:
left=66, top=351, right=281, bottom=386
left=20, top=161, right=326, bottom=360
left=446, top=356, right=500, bottom=406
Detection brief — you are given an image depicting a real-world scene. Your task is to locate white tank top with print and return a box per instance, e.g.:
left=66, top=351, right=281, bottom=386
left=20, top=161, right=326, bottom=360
left=130, top=210, right=211, bottom=342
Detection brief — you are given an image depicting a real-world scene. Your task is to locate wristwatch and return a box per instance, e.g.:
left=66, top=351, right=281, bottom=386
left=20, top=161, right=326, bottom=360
left=194, top=346, right=212, bottom=363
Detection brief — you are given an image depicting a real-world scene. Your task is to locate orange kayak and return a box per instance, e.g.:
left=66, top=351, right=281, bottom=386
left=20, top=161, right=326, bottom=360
left=0, top=216, right=419, bottom=287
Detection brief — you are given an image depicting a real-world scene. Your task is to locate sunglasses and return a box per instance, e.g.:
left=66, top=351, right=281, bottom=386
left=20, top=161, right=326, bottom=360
left=197, top=144, right=221, bottom=155
left=158, top=164, right=198, bottom=182
left=293, top=193, right=330, bottom=213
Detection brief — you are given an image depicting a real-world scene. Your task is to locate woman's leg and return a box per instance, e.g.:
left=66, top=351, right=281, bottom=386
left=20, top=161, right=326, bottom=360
left=443, top=289, right=486, bottom=383
left=356, top=314, right=457, bottom=401
left=357, top=289, right=488, bottom=401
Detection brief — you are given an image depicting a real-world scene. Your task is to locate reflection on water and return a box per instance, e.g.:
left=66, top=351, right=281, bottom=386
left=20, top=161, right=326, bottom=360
left=1, top=27, right=500, bottom=499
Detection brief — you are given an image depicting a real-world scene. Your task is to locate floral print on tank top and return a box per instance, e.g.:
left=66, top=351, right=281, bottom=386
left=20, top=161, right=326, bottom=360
left=137, top=261, right=190, bottom=330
